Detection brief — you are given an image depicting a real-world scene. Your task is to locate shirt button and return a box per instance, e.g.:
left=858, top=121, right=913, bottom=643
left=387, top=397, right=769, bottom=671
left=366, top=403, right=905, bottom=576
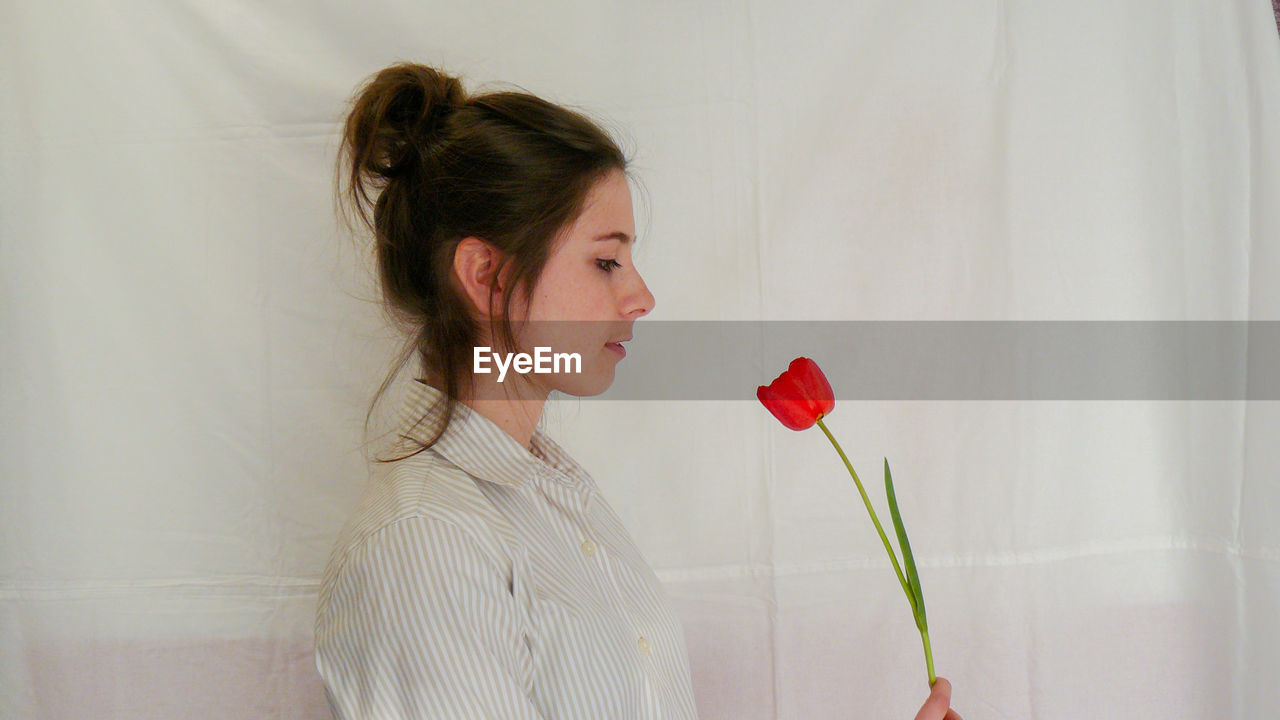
left=637, top=635, right=650, bottom=653
left=581, top=539, right=596, bottom=556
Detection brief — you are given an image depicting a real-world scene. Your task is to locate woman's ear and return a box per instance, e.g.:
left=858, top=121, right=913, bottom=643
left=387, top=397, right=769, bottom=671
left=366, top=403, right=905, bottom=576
left=452, top=237, right=507, bottom=319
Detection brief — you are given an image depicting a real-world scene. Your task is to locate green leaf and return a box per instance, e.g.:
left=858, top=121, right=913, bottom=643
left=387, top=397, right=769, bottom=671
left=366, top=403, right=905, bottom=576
left=885, top=458, right=928, bottom=633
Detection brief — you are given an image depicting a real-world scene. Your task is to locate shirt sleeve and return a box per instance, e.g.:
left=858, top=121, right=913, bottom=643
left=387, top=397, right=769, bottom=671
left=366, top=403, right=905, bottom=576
left=315, top=514, right=547, bottom=719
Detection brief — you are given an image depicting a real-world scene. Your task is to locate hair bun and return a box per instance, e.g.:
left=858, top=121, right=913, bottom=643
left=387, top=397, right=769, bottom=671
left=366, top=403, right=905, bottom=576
left=348, top=63, right=467, bottom=179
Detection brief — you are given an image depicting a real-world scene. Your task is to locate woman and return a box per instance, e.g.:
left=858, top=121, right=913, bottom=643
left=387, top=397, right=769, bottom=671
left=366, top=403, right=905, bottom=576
left=315, top=62, right=961, bottom=720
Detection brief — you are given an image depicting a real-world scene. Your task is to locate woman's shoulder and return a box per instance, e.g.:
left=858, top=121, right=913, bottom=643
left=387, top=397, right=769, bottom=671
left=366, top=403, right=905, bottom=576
left=320, top=449, right=520, bottom=586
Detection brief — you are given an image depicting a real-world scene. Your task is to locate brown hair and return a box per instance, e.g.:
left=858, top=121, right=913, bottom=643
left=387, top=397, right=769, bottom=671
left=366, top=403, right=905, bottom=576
left=335, top=62, right=629, bottom=462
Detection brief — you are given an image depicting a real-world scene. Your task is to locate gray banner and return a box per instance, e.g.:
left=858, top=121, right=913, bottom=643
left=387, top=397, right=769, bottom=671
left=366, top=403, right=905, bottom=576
left=510, top=321, right=1280, bottom=400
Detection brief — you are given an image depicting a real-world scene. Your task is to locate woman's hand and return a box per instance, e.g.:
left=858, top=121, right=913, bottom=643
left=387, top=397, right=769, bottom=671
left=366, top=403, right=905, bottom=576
left=912, top=676, right=963, bottom=720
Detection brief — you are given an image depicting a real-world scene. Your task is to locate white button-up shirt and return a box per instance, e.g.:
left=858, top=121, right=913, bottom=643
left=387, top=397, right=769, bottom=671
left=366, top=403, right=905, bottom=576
left=315, top=379, right=700, bottom=719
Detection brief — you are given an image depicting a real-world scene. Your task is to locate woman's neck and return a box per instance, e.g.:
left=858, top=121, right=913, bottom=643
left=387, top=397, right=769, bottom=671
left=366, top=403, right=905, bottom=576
left=460, top=372, right=549, bottom=453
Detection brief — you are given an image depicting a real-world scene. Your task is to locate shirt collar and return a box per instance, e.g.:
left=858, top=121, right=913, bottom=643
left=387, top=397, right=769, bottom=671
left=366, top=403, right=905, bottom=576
left=394, top=378, right=592, bottom=490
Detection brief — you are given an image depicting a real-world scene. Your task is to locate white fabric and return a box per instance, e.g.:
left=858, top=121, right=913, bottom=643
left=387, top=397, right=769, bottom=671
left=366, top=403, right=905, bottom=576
left=315, top=380, right=699, bottom=719
left=3, top=2, right=1279, bottom=719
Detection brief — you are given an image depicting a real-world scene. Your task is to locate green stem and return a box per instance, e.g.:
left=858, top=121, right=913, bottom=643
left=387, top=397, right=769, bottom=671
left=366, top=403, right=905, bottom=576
left=814, top=417, right=914, bottom=613
left=922, top=629, right=936, bottom=686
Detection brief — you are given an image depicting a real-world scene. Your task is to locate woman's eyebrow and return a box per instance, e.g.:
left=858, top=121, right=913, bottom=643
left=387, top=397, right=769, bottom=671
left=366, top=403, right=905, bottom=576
left=594, top=232, right=634, bottom=245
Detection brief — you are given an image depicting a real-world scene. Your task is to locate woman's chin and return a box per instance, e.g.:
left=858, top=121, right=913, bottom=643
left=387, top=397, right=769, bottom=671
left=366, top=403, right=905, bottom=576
left=552, top=366, right=616, bottom=398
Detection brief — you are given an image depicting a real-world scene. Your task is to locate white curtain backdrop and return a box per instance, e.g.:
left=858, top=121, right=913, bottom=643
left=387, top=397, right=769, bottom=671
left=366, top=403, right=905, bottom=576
left=3, top=2, right=1279, bottom=718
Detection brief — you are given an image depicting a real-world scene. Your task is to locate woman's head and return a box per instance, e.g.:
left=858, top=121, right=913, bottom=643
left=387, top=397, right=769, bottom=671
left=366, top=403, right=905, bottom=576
left=481, top=167, right=654, bottom=396
left=335, top=62, right=647, bottom=460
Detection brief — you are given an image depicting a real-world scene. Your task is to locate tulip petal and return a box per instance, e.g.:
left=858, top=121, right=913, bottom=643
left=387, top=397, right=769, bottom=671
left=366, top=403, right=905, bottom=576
left=757, top=383, right=814, bottom=430
left=791, top=358, right=835, bottom=417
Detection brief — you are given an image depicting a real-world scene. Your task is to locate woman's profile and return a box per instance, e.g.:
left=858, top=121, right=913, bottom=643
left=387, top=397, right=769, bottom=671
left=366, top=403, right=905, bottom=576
left=315, top=61, right=960, bottom=720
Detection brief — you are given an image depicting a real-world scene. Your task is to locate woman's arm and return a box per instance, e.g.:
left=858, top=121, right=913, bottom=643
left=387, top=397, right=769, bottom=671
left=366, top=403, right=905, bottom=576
left=316, top=515, right=546, bottom=719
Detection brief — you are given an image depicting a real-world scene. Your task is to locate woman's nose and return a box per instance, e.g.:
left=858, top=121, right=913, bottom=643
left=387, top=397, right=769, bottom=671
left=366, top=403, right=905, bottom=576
left=626, top=269, right=655, bottom=318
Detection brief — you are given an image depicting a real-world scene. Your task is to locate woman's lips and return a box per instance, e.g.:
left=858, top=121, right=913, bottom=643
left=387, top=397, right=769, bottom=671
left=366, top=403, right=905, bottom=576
left=606, top=342, right=626, bottom=358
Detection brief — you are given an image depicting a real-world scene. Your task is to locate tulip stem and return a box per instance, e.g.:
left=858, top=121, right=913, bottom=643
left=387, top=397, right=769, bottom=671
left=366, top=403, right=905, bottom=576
left=922, top=629, right=936, bottom=686
left=814, top=417, right=914, bottom=613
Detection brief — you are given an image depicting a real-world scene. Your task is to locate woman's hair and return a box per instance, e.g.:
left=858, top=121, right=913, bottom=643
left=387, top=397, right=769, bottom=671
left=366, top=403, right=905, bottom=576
left=335, top=62, right=629, bottom=463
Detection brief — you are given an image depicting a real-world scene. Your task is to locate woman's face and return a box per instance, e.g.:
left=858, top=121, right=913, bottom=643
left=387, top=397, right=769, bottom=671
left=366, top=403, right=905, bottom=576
left=507, top=168, right=655, bottom=396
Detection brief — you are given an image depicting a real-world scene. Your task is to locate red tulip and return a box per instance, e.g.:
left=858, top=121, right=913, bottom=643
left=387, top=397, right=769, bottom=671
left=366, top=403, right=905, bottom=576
left=757, top=354, right=938, bottom=687
left=756, top=357, right=835, bottom=431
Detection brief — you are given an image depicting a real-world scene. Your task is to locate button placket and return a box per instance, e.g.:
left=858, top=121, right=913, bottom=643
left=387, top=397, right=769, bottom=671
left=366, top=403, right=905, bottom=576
left=568, top=478, right=600, bottom=564
left=545, top=468, right=650, bottom=660
left=574, top=486, right=654, bottom=659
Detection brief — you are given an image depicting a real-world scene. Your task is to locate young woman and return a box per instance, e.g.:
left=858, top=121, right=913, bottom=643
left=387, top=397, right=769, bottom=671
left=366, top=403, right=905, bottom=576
left=315, top=62, right=961, bottom=720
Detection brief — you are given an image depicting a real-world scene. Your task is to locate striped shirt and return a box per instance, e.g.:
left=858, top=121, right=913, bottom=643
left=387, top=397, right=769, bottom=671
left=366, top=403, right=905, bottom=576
left=315, top=379, right=700, bottom=719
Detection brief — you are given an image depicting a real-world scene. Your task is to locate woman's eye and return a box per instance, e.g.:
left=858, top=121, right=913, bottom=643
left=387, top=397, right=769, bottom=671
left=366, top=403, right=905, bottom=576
left=596, top=258, right=623, bottom=273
